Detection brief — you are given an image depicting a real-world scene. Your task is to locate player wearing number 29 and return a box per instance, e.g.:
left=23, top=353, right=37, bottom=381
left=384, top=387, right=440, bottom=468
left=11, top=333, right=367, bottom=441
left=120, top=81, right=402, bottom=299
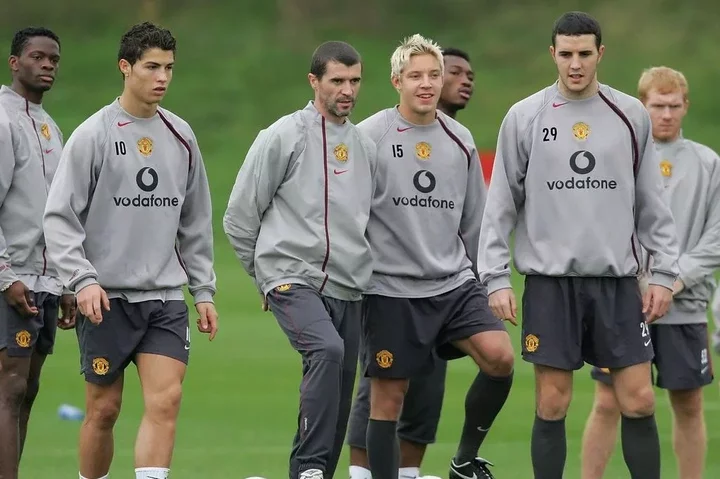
left=477, top=11, right=679, bottom=479
left=42, top=22, right=218, bottom=479
left=358, top=34, right=515, bottom=479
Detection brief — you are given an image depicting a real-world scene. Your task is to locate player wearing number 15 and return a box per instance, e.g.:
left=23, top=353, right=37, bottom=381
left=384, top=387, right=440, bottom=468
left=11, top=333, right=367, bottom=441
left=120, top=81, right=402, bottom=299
left=42, top=22, right=218, bottom=479
left=477, top=11, right=680, bottom=479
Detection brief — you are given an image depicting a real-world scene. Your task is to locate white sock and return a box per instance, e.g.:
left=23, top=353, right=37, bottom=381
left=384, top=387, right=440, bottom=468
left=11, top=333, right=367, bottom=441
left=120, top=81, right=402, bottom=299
left=349, top=465, right=372, bottom=479
left=79, top=474, right=108, bottom=479
left=135, top=467, right=169, bottom=479
left=399, top=467, right=420, bottom=479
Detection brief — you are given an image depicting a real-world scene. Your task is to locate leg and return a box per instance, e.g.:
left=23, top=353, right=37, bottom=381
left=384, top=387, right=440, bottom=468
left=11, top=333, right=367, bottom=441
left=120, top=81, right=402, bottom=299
left=0, top=351, right=31, bottom=479
left=20, top=292, right=59, bottom=458
left=80, top=377, right=124, bottom=478
left=652, top=323, right=713, bottom=479
left=362, top=294, right=440, bottom=479
left=0, top=291, right=45, bottom=479
left=76, top=298, right=140, bottom=478
left=581, top=373, right=621, bottom=479
left=267, top=285, right=347, bottom=479
left=519, top=276, right=586, bottom=479
left=668, top=389, right=705, bottom=479
left=434, top=280, right=514, bottom=477
left=397, top=355, right=448, bottom=478
left=324, top=299, right=361, bottom=479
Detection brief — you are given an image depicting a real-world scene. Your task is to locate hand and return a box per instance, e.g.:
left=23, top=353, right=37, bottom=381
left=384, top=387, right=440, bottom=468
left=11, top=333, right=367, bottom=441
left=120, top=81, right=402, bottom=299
left=58, top=294, right=77, bottom=329
left=642, top=284, right=673, bottom=324
left=488, top=288, right=518, bottom=326
left=3, top=281, right=38, bottom=317
left=196, top=302, right=218, bottom=341
left=672, top=279, right=684, bottom=296
left=76, top=284, right=110, bottom=325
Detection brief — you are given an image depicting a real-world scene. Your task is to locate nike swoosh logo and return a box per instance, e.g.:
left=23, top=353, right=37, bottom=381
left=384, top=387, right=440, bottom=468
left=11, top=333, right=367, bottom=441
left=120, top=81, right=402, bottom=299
left=451, top=469, right=477, bottom=479
left=184, top=344, right=190, bottom=350
left=44, top=149, right=53, bottom=154
left=644, top=339, right=651, bottom=346
left=552, top=102, right=568, bottom=108
left=397, top=126, right=412, bottom=132
left=701, top=366, right=709, bottom=375
left=117, top=121, right=133, bottom=127
left=477, top=425, right=489, bottom=432
left=334, top=169, right=348, bottom=175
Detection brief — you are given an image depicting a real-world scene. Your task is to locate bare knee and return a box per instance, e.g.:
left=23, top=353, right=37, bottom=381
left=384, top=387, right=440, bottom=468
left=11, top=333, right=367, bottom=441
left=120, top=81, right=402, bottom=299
left=480, top=345, right=515, bottom=377
left=145, top=382, right=182, bottom=423
left=612, top=363, right=656, bottom=417
left=86, top=388, right=122, bottom=430
left=370, top=378, right=407, bottom=421
left=0, top=371, right=28, bottom=412
left=590, top=382, right=619, bottom=417
left=618, top=385, right=655, bottom=418
left=535, top=367, right=572, bottom=420
left=467, top=331, right=515, bottom=377
left=669, top=389, right=703, bottom=421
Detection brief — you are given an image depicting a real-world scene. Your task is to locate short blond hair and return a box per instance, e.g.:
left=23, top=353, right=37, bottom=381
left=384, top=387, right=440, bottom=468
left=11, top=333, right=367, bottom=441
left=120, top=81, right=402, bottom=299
left=390, top=34, right=443, bottom=79
left=638, top=66, right=688, bottom=103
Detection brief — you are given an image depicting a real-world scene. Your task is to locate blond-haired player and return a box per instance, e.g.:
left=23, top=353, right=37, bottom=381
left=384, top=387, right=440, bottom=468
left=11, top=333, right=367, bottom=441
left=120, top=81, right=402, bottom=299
left=356, top=34, right=515, bottom=479
left=581, top=66, right=718, bottom=479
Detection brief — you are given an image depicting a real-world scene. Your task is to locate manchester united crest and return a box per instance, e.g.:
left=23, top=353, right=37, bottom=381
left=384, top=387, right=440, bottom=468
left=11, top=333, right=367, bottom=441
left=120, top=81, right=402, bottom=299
left=524, top=334, right=539, bottom=353
left=334, top=143, right=348, bottom=162
left=375, top=349, right=393, bottom=369
left=40, top=123, right=51, bottom=140
left=92, top=357, right=110, bottom=375
left=660, top=159, right=672, bottom=177
left=15, top=330, right=31, bottom=348
left=415, top=141, right=431, bottom=160
left=572, top=122, right=590, bottom=141
left=137, top=137, right=153, bottom=157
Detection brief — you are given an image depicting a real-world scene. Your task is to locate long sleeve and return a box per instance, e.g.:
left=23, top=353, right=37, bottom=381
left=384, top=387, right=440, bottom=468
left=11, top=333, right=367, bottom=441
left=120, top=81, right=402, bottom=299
left=177, top=133, right=217, bottom=304
left=459, top=146, right=487, bottom=279
left=634, top=109, right=680, bottom=289
left=477, top=108, right=528, bottom=294
left=0, top=120, right=17, bottom=286
left=42, top=127, right=99, bottom=292
left=222, top=120, right=300, bottom=281
left=677, top=160, right=720, bottom=288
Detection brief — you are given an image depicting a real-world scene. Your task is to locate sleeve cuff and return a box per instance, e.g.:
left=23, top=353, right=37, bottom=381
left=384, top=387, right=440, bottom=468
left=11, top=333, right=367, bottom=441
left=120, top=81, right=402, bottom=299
left=648, top=271, right=675, bottom=290
left=192, top=289, right=215, bottom=304
left=73, top=277, right=98, bottom=293
left=0, top=266, right=18, bottom=288
left=487, top=275, right=513, bottom=295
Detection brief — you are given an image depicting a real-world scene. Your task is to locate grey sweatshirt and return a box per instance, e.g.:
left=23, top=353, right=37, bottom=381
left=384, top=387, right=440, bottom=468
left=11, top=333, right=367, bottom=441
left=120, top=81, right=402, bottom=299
left=479, top=82, right=679, bottom=293
left=223, top=101, right=377, bottom=301
left=358, top=107, right=486, bottom=298
left=0, top=85, right=63, bottom=287
left=43, top=99, right=216, bottom=304
left=649, top=135, right=720, bottom=325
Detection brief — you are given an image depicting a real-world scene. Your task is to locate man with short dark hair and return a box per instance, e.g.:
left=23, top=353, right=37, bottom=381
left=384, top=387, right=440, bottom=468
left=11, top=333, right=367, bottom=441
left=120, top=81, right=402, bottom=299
left=223, top=41, right=377, bottom=479
left=0, top=26, right=74, bottom=479
left=478, top=11, right=679, bottom=479
left=345, top=46, right=476, bottom=479
left=43, top=22, right=218, bottom=479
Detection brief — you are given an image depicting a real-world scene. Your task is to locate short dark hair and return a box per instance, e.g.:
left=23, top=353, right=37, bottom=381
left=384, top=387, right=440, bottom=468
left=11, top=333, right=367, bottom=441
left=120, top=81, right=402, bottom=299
left=118, top=22, right=176, bottom=65
left=11, top=27, right=60, bottom=57
left=442, top=47, right=470, bottom=63
left=309, top=41, right=361, bottom=79
left=552, top=11, right=602, bottom=49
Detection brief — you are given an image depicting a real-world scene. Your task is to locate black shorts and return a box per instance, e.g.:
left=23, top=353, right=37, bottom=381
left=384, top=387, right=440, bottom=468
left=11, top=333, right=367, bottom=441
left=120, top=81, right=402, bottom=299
left=0, top=291, right=59, bottom=357
left=591, top=323, right=714, bottom=390
left=76, top=298, right=189, bottom=385
left=521, top=275, right=653, bottom=371
left=362, top=279, right=506, bottom=379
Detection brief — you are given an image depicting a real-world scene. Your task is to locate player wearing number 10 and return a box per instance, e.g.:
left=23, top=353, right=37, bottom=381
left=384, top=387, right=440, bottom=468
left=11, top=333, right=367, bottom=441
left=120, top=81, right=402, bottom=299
left=477, top=11, right=679, bottom=479
left=43, top=22, right=218, bottom=479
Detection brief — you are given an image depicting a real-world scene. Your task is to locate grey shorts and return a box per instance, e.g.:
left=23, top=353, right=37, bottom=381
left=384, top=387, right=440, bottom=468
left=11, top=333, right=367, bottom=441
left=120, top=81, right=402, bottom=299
left=347, top=349, right=447, bottom=447
left=591, top=323, right=714, bottom=390
left=362, top=279, right=505, bottom=379
left=521, top=275, right=654, bottom=370
left=76, top=298, right=189, bottom=385
left=0, top=291, right=59, bottom=356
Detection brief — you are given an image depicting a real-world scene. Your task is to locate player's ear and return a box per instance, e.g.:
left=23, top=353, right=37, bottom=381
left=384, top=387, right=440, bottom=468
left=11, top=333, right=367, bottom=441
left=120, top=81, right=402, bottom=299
left=391, top=74, right=401, bottom=91
left=308, top=73, right=319, bottom=91
left=597, top=44, right=605, bottom=63
left=118, top=59, right=131, bottom=78
left=8, top=55, right=18, bottom=72
left=548, top=45, right=555, bottom=60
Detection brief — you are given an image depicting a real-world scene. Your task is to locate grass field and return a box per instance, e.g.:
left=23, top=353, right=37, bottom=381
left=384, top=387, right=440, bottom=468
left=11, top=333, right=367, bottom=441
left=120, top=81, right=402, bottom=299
left=6, top=1, right=720, bottom=477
